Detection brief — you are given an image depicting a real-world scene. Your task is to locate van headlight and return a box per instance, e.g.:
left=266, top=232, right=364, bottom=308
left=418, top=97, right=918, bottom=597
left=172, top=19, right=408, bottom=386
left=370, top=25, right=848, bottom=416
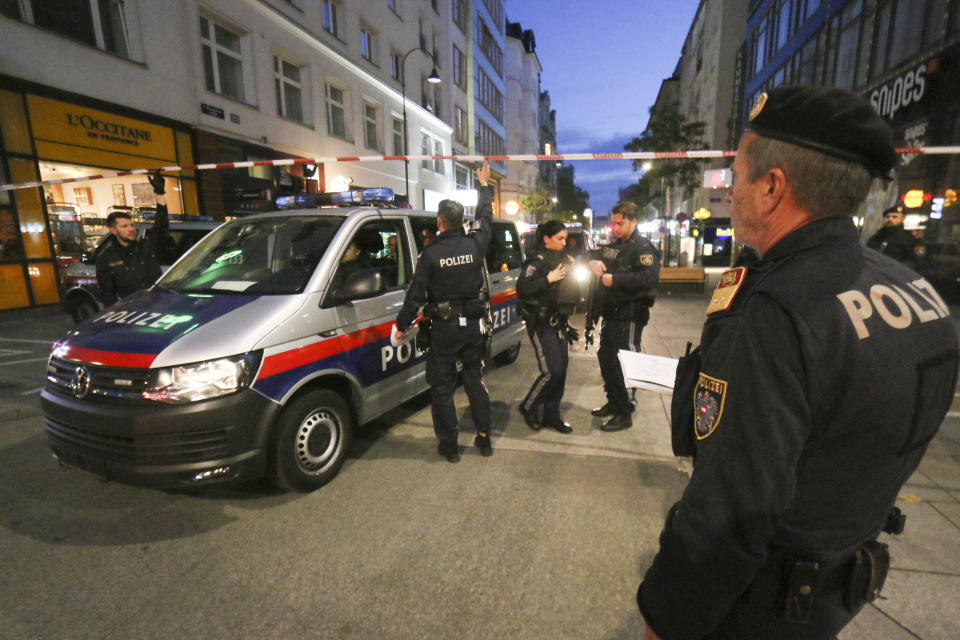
left=144, top=352, right=261, bottom=404
left=574, top=264, right=590, bottom=282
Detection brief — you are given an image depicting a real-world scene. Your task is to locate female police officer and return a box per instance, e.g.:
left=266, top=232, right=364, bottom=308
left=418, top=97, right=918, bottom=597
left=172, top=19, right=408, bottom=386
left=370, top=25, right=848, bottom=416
left=516, top=220, right=579, bottom=433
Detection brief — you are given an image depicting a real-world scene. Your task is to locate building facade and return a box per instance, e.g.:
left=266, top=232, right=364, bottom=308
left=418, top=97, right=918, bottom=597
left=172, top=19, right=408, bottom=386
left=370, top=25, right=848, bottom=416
left=0, top=0, right=459, bottom=311
left=502, top=20, right=542, bottom=220
left=743, top=0, right=960, bottom=239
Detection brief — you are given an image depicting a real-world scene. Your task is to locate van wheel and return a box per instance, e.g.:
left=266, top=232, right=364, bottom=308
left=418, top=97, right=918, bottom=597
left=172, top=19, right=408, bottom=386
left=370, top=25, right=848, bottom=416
left=269, top=389, right=352, bottom=492
left=494, top=342, right=521, bottom=365
left=71, top=300, right=98, bottom=323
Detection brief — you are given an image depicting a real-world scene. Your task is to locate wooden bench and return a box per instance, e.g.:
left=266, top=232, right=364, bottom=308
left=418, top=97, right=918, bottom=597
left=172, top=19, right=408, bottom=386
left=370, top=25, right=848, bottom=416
left=658, top=266, right=707, bottom=293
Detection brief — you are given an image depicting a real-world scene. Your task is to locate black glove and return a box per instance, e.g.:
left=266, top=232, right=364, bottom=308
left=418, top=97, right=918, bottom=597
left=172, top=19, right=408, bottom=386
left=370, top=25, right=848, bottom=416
left=565, top=325, right=580, bottom=345
left=148, top=169, right=166, bottom=195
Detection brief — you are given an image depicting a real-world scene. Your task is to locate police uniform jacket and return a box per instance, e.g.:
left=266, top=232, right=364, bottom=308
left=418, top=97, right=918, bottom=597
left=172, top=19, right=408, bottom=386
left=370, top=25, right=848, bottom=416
left=866, top=225, right=920, bottom=265
left=95, top=235, right=162, bottom=305
left=396, top=185, right=494, bottom=331
left=592, top=229, right=660, bottom=313
left=517, top=248, right=575, bottom=316
left=638, top=216, right=959, bottom=640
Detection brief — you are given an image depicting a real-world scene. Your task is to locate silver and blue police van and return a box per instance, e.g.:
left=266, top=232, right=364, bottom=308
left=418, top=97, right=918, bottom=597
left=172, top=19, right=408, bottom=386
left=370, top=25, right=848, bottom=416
left=41, top=188, right=525, bottom=491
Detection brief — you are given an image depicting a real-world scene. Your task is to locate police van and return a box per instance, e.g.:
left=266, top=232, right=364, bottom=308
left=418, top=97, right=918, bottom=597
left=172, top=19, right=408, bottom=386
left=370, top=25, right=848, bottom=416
left=41, top=188, right=525, bottom=491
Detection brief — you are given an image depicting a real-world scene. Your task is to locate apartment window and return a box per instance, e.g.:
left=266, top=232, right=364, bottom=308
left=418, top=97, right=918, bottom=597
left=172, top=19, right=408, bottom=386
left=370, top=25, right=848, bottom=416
left=477, top=67, right=503, bottom=123
left=200, top=16, right=245, bottom=101
left=923, top=0, right=948, bottom=46
left=363, top=103, right=380, bottom=151
left=481, top=0, right=503, bottom=32
left=326, top=83, right=347, bottom=139
left=452, top=45, right=465, bottom=89
left=274, top=56, right=304, bottom=122
left=454, top=105, right=468, bottom=145
left=360, top=27, right=375, bottom=62
left=387, top=52, right=400, bottom=79
left=9, top=0, right=131, bottom=57
left=834, top=0, right=862, bottom=90
left=322, top=0, right=339, bottom=37
left=392, top=117, right=404, bottom=155
left=387, top=0, right=397, bottom=12
left=431, top=0, right=438, bottom=12
left=433, top=139, right=444, bottom=174
left=432, top=83, right=442, bottom=120
left=888, top=0, right=925, bottom=68
left=421, top=133, right=430, bottom=169
left=477, top=18, right=503, bottom=76
left=452, top=0, right=467, bottom=32
left=475, top=119, right=504, bottom=156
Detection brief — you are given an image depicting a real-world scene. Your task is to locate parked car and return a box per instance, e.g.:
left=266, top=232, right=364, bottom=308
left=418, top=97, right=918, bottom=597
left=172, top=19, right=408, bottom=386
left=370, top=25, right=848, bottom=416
left=60, top=219, right=220, bottom=323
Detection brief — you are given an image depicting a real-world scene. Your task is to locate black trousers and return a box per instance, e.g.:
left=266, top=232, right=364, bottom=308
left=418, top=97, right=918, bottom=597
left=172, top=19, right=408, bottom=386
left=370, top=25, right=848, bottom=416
left=425, top=319, right=491, bottom=443
left=520, top=322, right=568, bottom=424
left=597, top=308, right=648, bottom=414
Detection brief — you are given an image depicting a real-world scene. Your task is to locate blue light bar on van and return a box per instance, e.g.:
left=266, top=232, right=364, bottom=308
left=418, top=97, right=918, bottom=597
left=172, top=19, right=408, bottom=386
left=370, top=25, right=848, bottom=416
left=330, top=188, right=394, bottom=205
left=275, top=193, right=321, bottom=209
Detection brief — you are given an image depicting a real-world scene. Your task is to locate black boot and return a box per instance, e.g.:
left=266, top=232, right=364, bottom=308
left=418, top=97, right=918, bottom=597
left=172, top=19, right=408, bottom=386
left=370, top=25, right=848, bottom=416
left=474, top=432, right=493, bottom=456
left=544, top=420, right=573, bottom=434
left=600, top=413, right=632, bottom=432
left=519, top=406, right=541, bottom=431
left=591, top=402, right=616, bottom=417
left=438, top=439, right=460, bottom=462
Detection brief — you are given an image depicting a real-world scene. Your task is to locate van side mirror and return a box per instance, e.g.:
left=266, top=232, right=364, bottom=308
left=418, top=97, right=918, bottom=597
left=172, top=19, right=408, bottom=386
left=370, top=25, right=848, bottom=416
left=333, top=269, right=386, bottom=305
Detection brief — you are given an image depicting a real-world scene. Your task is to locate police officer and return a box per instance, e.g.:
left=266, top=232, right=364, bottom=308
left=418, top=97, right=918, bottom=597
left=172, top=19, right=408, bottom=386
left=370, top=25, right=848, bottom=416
left=587, top=201, right=661, bottom=431
left=866, top=204, right=922, bottom=267
left=96, top=169, right=169, bottom=305
left=517, top=219, right=580, bottom=434
left=637, top=86, right=959, bottom=640
left=393, top=162, right=495, bottom=462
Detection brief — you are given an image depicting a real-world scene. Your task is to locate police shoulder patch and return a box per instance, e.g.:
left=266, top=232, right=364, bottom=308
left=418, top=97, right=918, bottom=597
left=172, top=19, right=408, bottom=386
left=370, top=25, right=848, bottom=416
left=639, top=254, right=654, bottom=266
left=706, top=266, right=747, bottom=315
left=694, top=372, right=727, bottom=440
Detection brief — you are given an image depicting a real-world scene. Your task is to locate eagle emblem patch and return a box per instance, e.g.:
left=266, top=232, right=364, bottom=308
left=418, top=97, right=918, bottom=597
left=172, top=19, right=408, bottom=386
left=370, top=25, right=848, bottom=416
left=694, top=373, right=727, bottom=439
left=640, top=254, right=654, bottom=266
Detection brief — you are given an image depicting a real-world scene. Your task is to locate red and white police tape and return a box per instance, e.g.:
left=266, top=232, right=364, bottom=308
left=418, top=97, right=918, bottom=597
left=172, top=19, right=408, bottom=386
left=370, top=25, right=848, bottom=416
left=2, top=147, right=960, bottom=193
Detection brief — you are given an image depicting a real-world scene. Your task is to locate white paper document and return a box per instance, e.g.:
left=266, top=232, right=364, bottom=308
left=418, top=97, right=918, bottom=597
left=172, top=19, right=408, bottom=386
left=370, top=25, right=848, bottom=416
left=617, top=350, right=679, bottom=394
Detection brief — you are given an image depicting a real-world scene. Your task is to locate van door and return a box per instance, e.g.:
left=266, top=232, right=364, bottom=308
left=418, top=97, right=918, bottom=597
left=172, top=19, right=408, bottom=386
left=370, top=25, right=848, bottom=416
left=485, top=220, right=524, bottom=362
left=328, top=218, right=425, bottom=423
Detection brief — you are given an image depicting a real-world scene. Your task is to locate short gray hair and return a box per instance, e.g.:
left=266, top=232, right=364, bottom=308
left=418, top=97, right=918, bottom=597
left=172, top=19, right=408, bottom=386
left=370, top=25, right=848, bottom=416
left=745, top=135, right=873, bottom=219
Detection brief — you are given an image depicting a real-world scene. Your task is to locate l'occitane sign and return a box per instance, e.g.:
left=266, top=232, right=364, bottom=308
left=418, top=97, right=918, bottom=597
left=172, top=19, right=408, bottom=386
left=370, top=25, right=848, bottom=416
left=27, top=94, right=176, bottom=162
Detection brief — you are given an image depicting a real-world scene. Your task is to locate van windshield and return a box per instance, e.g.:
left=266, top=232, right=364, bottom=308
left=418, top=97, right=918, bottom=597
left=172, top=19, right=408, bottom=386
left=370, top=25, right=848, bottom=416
left=159, top=216, right=343, bottom=295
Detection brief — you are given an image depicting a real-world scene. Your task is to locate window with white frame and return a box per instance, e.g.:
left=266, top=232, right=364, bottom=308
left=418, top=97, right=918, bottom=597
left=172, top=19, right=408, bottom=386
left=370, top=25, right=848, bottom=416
left=360, top=26, right=376, bottom=62
left=389, top=52, right=400, bottom=80
left=322, top=0, right=339, bottom=37
left=420, top=133, right=430, bottom=169
left=326, top=83, right=348, bottom=139
left=200, top=15, right=246, bottom=102
left=274, top=56, right=304, bottom=122
left=8, top=0, right=132, bottom=58
left=453, top=105, right=468, bottom=145
left=363, top=102, right=380, bottom=150
left=433, top=139, right=444, bottom=174
left=392, top=117, right=404, bottom=155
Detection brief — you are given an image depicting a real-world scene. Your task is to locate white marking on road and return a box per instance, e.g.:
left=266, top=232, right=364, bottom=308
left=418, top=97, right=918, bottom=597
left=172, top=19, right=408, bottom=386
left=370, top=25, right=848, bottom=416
left=20, top=387, right=43, bottom=395
left=0, top=349, right=31, bottom=356
left=0, top=357, right=49, bottom=366
left=0, top=338, right=55, bottom=344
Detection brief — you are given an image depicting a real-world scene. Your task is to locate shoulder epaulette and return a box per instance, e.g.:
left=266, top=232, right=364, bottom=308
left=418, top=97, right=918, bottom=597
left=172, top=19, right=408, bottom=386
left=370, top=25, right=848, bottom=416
left=706, top=267, right=747, bottom=315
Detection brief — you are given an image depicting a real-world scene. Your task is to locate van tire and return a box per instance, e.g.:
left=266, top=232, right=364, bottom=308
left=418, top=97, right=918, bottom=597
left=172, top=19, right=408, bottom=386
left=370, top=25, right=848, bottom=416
left=269, top=389, right=352, bottom=491
left=493, top=341, right=521, bottom=365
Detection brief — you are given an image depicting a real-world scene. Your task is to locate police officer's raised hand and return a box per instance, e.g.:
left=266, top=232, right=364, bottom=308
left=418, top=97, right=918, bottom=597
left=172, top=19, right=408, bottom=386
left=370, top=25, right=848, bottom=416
left=476, top=161, right=490, bottom=186
left=547, top=263, right=566, bottom=283
left=148, top=169, right=166, bottom=195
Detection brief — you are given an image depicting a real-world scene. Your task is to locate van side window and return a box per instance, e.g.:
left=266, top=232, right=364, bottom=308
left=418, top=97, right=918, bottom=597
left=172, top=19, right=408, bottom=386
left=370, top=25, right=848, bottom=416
left=486, top=221, right=522, bottom=273
left=332, top=220, right=410, bottom=293
left=411, top=218, right=438, bottom=254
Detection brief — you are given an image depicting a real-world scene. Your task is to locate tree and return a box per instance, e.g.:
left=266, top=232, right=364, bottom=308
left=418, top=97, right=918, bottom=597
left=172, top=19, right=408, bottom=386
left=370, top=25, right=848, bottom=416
left=556, top=171, right=589, bottom=224
left=520, top=188, right=554, bottom=222
left=624, top=104, right=708, bottom=214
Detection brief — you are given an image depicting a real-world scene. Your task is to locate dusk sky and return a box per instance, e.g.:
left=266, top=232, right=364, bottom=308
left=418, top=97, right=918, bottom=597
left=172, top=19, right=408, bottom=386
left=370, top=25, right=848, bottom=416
left=504, top=0, right=701, bottom=220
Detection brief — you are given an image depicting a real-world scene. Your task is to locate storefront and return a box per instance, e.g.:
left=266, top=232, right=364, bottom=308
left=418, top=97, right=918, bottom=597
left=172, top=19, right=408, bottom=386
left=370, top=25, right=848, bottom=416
left=0, top=77, right=196, bottom=310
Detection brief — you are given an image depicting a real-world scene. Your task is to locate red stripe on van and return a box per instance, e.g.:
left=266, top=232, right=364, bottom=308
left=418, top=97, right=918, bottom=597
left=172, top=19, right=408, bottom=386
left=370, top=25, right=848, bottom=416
left=53, top=344, right=157, bottom=368
left=257, top=320, right=394, bottom=379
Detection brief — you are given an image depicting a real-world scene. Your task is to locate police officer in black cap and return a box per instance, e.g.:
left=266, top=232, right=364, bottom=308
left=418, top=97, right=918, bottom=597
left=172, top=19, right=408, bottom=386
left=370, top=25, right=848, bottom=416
left=587, top=200, right=661, bottom=431
left=517, top=219, right=580, bottom=433
left=393, top=162, right=495, bottom=462
left=866, top=204, right=922, bottom=267
left=637, top=86, right=959, bottom=640
left=96, top=169, right=169, bottom=305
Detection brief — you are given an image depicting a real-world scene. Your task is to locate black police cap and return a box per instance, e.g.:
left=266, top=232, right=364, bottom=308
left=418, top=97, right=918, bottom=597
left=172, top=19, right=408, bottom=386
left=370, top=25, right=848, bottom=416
left=747, top=85, right=896, bottom=178
left=883, top=204, right=905, bottom=216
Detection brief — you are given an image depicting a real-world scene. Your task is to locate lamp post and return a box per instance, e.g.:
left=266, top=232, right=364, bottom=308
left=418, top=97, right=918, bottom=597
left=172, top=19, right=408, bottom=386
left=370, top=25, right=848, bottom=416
left=400, top=46, right=441, bottom=204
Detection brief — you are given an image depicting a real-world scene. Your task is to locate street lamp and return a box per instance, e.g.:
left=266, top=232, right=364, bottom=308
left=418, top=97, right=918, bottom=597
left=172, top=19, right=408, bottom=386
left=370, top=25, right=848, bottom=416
left=401, top=46, right=441, bottom=203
